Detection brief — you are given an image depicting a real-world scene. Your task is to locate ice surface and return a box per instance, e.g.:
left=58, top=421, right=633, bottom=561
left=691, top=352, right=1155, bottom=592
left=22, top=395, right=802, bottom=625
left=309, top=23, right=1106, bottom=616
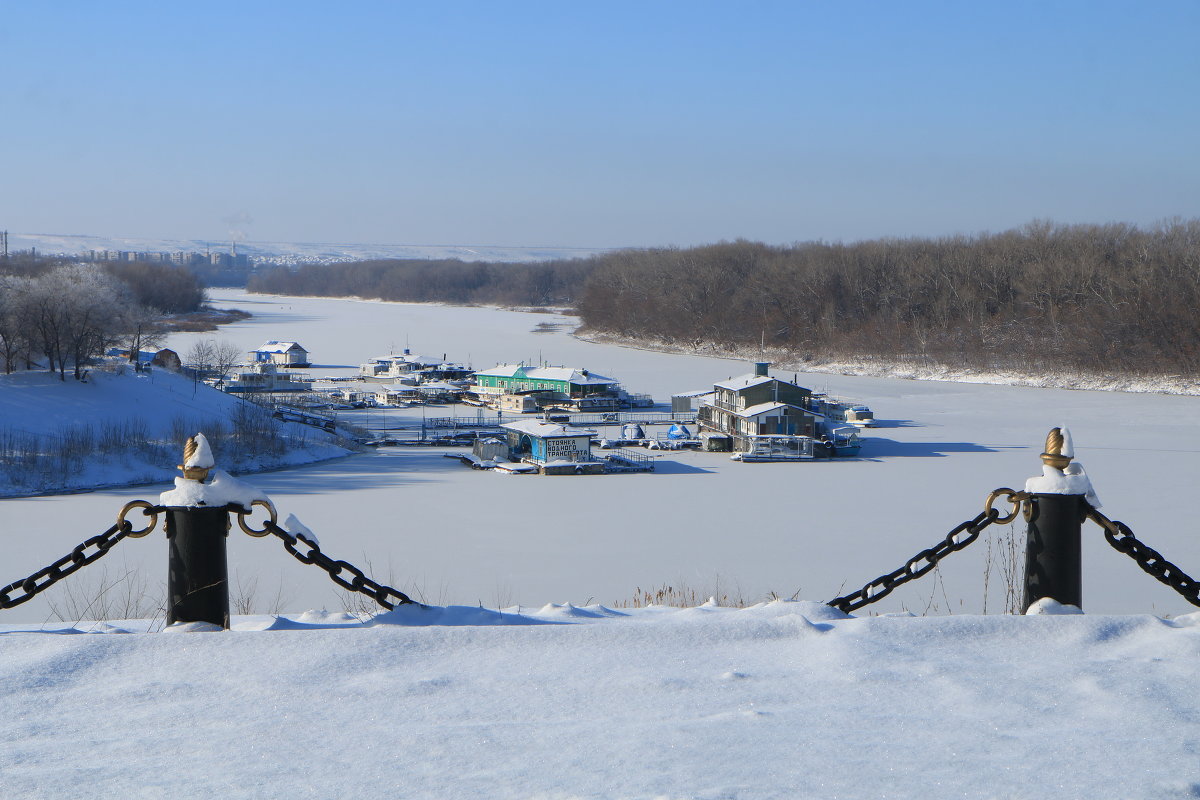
left=6, top=289, right=1200, bottom=627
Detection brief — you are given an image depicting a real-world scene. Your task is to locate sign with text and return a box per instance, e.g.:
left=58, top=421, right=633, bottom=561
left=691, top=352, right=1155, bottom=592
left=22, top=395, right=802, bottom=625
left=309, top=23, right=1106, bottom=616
left=545, top=436, right=589, bottom=460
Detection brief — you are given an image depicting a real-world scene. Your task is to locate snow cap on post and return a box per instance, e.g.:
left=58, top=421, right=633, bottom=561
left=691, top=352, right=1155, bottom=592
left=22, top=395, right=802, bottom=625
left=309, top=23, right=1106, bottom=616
left=181, top=433, right=215, bottom=482
left=160, top=432, right=270, bottom=509
left=1025, top=426, right=1100, bottom=507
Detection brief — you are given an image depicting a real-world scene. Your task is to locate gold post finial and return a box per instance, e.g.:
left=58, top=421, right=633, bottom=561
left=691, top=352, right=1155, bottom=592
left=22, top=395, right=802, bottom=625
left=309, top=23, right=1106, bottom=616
left=1040, top=427, right=1072, bottom=470
left=179, top=434, right=212, bottom=482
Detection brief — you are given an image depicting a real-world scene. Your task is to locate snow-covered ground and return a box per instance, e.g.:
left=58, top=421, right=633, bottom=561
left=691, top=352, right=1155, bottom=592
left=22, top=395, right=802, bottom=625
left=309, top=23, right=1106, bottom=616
left=2, top=603, right=1199, bottom=798
left=3, top=290, right=1199, bottom=623
left=0, top=367, right=352, bottom=497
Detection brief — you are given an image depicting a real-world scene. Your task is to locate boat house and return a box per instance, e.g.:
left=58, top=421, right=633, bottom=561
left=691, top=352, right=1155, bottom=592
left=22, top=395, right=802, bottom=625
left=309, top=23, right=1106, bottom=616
left=251, top=341, right=310, bottom=367
left=221, top=362, right=313, bottom=393
left=697, top=363, right=865, bottom=458
left=359, top=349, right=471, bottom=383
left=697, top=363, right=818, bottom=448
left=473, top=364, right=623, bottom=411
left=500, top=419, right=604, bottom=475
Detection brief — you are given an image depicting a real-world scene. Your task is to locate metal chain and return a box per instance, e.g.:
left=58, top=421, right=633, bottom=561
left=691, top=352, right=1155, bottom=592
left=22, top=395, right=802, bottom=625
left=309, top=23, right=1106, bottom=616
left=827, top=488, right=1027, bottom=613
left=235, top=502, right=415, bottom=610
left=1087, top=508, right=1200, bottom=608
left=0, top=501, right=161, bottom=610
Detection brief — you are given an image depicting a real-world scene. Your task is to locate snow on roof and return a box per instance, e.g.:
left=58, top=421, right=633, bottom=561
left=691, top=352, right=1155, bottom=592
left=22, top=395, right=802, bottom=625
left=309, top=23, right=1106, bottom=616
left=255, top=341, right=306, bottom=353
left=714, top=374, right=776, bottom=391
left=673, top=389, right=715, bottom=399
left=529, top=366, right=615, bottom=384
left=475, top=364, right=617, bottom=385
left=501, top=419, right=593, bottom=438
left=376, top=353, right=440, bottom=365
left=474, top=364, right=526, bottom=378
left=735, top=401, right=798, bottom=418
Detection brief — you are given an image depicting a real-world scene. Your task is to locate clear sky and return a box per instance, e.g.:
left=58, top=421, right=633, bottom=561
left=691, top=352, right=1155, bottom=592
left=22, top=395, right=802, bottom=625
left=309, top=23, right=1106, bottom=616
left=2, top=1, right=1197, bottom=248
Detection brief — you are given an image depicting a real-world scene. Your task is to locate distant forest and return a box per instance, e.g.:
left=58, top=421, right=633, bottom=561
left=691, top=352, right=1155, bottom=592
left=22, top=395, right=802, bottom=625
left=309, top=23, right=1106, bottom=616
left=249, top=259, right=593, bottom=307
left=248, top=220, right=1200, bottom=377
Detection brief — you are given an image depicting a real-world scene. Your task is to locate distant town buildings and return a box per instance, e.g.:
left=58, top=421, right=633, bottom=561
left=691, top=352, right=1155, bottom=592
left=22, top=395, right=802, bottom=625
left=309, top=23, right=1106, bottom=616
left=87, top=249, right=251, bottom=268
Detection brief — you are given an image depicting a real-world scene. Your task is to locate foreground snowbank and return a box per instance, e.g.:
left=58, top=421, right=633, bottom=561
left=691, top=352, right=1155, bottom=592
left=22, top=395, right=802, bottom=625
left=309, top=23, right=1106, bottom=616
left=3, top=601, right=1199, bottom=799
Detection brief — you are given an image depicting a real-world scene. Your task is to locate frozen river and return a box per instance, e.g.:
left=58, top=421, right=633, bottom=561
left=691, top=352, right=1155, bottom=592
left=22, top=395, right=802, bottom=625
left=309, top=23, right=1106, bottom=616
left=4, top=290, right=1200, bottom=622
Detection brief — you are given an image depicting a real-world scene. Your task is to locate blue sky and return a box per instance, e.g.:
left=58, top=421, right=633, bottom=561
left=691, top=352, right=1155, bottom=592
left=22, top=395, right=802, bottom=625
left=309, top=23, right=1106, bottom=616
left=2, top=1, right=1197, bottom=248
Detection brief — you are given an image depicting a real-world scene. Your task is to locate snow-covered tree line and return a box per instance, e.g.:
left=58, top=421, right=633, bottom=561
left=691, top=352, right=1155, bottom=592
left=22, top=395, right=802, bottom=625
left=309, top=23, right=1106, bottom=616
left=575, top=219, right=1200, bottom=377
left=248, top=257, right=590, bottom=307
left=0, top=263, right=165, bottom=380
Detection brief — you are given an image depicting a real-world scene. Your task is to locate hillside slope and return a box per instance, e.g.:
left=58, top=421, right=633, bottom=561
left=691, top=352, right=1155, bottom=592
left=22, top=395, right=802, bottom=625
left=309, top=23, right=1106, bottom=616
left=0, top=366, right=351, bottom=496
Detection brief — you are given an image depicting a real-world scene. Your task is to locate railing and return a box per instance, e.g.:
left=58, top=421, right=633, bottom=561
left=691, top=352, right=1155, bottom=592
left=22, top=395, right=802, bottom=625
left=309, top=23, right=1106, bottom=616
left=601, top=448, right=655, bottom=473
left=422, top=411, right=697, bottom=429
left=1, top=435, right=416, bottom=628
left=829, top=427, right=1200, bottom=614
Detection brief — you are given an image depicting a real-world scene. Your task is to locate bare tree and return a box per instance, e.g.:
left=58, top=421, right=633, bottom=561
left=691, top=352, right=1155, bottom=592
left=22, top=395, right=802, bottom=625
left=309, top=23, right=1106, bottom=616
left=185, top=340, right=216, bottom=376
left=210, top=340, right=244, bottom=378
left=54, top=264, right=131, bottom=380
left=0, top=275, right=33, bottom=373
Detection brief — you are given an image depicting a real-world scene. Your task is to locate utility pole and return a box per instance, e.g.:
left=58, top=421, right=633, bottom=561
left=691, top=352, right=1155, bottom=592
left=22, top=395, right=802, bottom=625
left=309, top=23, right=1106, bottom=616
left=1, top=230, right=8, bottom=259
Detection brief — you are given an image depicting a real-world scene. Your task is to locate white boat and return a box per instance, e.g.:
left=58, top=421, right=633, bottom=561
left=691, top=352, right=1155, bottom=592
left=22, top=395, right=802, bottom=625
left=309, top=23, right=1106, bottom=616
left=810, top=394, right=876, bottom=427
left=842, top=404, right=875, bottom=427
left=221, top=363, right=313, bottom=393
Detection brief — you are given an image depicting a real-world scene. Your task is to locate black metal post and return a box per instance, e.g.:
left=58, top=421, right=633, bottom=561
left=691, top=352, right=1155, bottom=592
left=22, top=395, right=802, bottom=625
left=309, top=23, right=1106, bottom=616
left=1022, top=493, right=1087, bottom=612
left=164, top=506, right=231, bottom=628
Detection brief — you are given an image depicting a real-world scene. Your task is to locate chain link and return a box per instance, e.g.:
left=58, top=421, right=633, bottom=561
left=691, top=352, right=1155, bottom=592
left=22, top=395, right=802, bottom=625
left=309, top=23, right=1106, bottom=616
left=0, top=501, right=162, bottom=610
left=827, top=488, right=1026, bottom=613
left=1087, top=508, right=1200, bottom=608
left=238, top=507, right=416, bottom=610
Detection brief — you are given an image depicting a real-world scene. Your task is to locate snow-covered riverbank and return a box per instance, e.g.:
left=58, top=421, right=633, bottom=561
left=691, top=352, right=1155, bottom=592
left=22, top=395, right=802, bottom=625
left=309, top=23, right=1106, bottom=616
left=0, top=368, right=352, bottom=498
left=576, top=330, right=1200, bottom=396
